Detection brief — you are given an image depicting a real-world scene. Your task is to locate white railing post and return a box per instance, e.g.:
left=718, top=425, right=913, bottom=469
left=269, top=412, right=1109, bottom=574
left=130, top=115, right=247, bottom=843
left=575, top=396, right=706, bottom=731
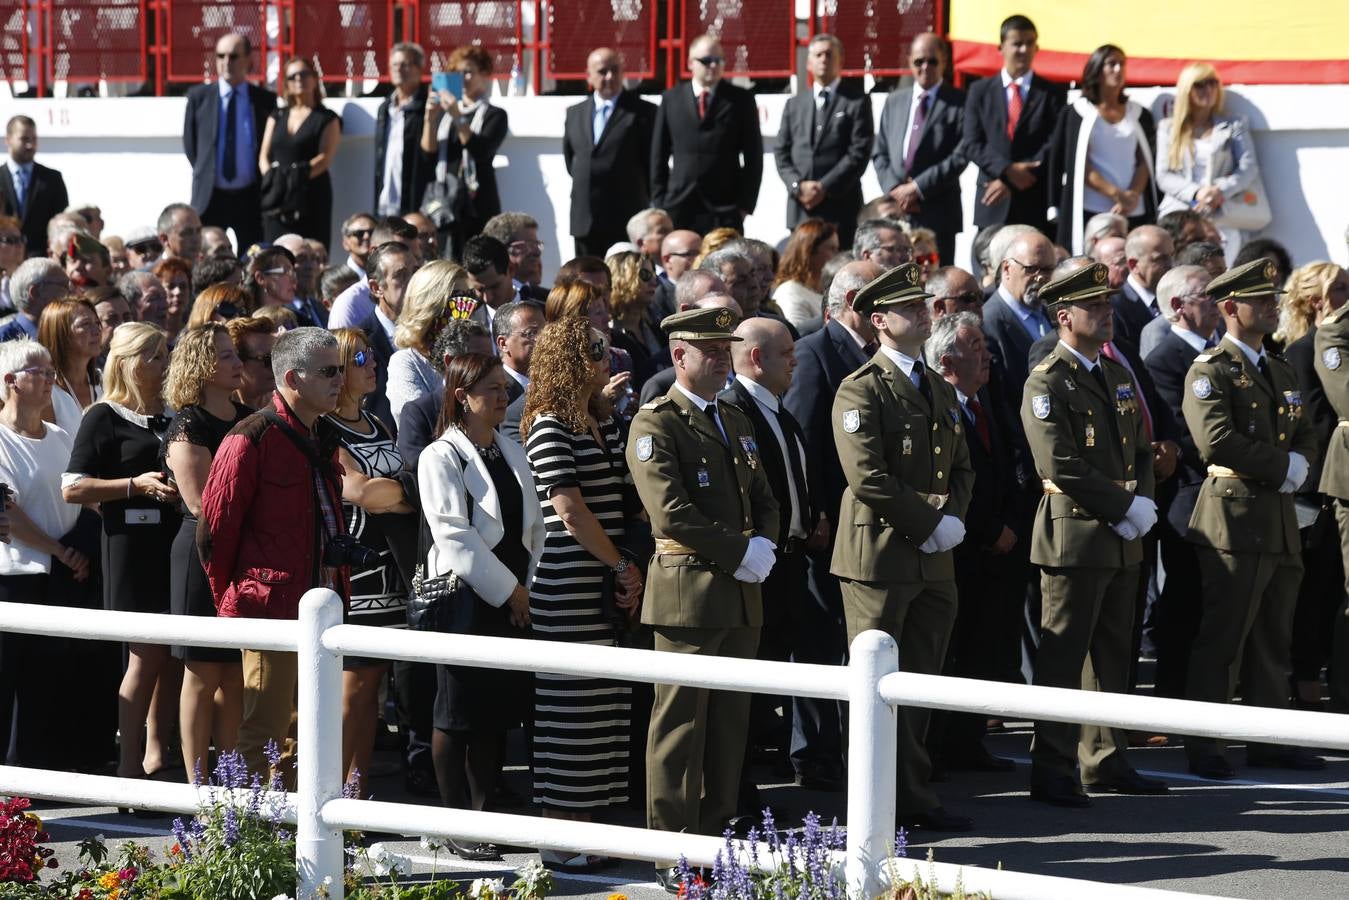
left=844, top=630, right=899, bottom=898
left=297, top=589, right=345, bottom=899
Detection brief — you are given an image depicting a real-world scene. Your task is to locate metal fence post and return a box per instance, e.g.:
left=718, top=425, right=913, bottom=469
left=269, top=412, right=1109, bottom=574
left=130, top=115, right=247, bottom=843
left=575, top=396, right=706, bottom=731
left=845, top=630, right=899, bottom=898
left=297, top=589, right=345, bottom=899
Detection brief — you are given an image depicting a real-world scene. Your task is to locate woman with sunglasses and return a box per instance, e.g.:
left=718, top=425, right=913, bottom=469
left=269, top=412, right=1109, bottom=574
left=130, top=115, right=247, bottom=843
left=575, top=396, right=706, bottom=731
left=387, top=260, right=472, bottom=430
left=1156, top=62, right=1261, bottom=256
left=187, top=283, right=252, bottom=330
left=161, top=324, right=249, bottom=782
left=259, top=57, right=341, bottom=244
left=605, top=251, right=661, bottom=388
left=329, top=327, right=415, bottom=799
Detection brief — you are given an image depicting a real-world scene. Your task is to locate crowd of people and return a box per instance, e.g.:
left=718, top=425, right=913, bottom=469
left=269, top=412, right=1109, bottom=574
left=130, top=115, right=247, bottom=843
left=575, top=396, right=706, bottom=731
left=0, top=11, right=1346, bottom=890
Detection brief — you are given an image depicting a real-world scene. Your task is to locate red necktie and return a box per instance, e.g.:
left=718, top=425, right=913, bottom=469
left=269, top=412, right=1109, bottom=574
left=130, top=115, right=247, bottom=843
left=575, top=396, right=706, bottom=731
left=1006, top=82, right=1023, bottom=141
left=697, top=92, right=708, bottom=121
left=1101, top=342, right=1154, bottom=441
left=967, top=397, right=992, bottom=453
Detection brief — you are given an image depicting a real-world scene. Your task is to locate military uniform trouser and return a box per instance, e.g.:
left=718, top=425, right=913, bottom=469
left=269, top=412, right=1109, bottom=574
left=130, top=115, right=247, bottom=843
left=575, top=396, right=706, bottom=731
left=1329, top=502, right=1349, bottom=711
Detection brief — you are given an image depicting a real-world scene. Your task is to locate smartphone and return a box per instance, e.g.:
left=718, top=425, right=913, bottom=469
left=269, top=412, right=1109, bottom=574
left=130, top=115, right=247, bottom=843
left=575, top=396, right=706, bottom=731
left=432, top=71, right=463, bottom=99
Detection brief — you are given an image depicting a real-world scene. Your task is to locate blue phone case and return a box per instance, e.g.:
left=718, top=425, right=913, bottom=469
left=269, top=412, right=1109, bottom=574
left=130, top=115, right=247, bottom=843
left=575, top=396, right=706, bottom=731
left=432, top=72, right=463, bottom=98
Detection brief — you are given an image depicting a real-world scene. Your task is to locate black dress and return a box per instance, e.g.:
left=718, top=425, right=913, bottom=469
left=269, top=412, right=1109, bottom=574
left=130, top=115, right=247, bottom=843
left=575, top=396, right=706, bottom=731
left=433, top=444, right=533, bottom=733
left=263, top=105, right=341, bottom=244
left=65, top=402, right=181, bottom=615
left=161, top=403, right=252, bottom=662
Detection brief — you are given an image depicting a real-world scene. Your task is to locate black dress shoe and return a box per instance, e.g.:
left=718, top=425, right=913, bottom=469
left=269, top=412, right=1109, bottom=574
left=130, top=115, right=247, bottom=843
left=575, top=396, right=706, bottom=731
left=946, top=748, right=1017, bottom=772
left=1187, top=755, right=1237, bottom=780
left=1086, top=770, right=1170, bottom=795
left=1030, top=777, right=1092, bottom=808
left=1247, top=748, right=1327, bottom=771
left=655, top=866, right=698, bottom=895
left=897, top=805, right=974, bottom=832
left=450, top=840, right=502, bottom=861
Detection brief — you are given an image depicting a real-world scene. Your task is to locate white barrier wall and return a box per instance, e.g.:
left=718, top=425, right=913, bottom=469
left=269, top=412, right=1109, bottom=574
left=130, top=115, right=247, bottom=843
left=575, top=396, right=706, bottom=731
left=23, top=84, right=1349, bottom=275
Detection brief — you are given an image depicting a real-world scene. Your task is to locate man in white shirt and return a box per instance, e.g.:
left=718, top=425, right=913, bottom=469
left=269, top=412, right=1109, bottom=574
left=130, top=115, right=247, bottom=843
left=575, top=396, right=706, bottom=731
left=982, top=230, right=1055, bottom=407
left=1114, top=224, right=1175, bottom=348
left=375, top=43, right=431, bottom=217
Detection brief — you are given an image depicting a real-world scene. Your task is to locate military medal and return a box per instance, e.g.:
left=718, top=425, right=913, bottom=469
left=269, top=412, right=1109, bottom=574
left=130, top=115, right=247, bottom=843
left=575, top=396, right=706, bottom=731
left=1115, top=383, right=1135, bottom=415
left=1284, top=390, right=1303, bottom=419
left=1233, top=366, right=1253, bottom=389
left=697, top=468, right=710, bottom=488
left=902, top=435, right=913, bottom=455
left=1085, top=423, right=1096, bottom=447
left=739, top=435, right=758, bottom=469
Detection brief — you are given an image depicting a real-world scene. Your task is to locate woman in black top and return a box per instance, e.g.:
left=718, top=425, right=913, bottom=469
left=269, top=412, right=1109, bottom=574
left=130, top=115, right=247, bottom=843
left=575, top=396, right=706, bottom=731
left=161, top=324, right=250, bottom=783
left=64, top=322, right=181, bottom=780
left=259, top=56, right=342, bottom=244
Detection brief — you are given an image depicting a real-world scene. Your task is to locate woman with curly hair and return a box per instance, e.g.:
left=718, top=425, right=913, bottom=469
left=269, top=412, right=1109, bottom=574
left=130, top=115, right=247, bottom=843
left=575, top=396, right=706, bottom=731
left=544, top=279, right=634, bottom=410
left=771, top=218, right=839, bottom=329
left=522, top=316, right=642, bottom=870
left=161, top=324, right=249, bottom=782
left=1278, top=262, right=1348, bottom=347
left=606, top=251, right=661, bottom=388
left=387, top=260, right=472, bottom=430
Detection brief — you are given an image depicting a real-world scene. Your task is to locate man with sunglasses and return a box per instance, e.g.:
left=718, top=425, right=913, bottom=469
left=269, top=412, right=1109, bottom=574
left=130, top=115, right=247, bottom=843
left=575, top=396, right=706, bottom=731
left=183, top=32, right=275, bottom=254
left=874, top=32, right=967, bottom=265
left=983, top=230, right=1056, bottom=410
left=651, top=34, right=763, bottom=235
left=341, top=213, right=377, bottom=279
left=564, top=48, right=657, bottom=258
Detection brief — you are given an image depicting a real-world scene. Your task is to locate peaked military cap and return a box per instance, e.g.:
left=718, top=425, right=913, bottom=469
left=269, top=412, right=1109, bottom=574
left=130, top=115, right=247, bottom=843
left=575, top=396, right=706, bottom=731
left=1207, top=257, right=1286, bottom=301
left=661, top=306, right=743, bottom=341
left=1039, top=262, right=1112, bottom=310
left=853, top=262, right=932, bottom=316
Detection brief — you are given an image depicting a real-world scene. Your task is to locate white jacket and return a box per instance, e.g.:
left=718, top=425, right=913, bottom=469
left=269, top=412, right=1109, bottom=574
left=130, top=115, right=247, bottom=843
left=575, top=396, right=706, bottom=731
left=417, top=426, right=544, bottom=607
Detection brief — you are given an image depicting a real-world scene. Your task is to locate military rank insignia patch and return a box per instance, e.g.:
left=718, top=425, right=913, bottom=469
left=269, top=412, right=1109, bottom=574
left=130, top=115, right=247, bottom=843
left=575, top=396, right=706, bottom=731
left=1192, top=376, right=1213, bottom=399
left=843, top=409, right=861, bottom=433
left=1325, top=347, right=1342, bottom=371
left=635, top=435, right=653, bottom=461
left=1032, top=395, right=1051, bottom=419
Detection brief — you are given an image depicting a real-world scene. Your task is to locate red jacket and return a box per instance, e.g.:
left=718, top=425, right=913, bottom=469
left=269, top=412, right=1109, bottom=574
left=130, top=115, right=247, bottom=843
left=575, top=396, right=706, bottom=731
left=197, top=394, right=349, bottom=619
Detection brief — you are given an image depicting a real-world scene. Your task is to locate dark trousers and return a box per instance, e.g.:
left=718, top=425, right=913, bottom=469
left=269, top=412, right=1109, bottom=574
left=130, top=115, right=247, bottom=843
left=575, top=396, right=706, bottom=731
left=1151, top=522, right=1204, bottom=699
left=667, top=198, right=743, bottom=236
left=394, top=659, right=438, bottom=776
left=1290, top=507, right=1344, bottom=685
left=201, top=183, right=263, bottom=253
left=789, top=544, right=846, bottom=777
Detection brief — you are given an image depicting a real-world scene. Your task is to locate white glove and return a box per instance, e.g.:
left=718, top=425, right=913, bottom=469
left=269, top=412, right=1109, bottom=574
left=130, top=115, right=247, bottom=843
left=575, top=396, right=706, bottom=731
left=735, top=535, right=777, bottom=583
left=918, top=515, right=966, bottom=553
left=1280, top=451, right=1309, bottom=494
left=1110, top=519, right=1140, bottom=541
left=1122, top=495, right=1158, bottom=537
left=733, top=563, right=764, bottom=583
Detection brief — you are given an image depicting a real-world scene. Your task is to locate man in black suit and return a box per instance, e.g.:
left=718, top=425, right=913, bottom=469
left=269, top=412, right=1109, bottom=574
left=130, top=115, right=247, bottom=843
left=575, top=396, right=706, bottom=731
left=774, top=34, right=873, bottom=250
left=493, top=301, right=545, bottom=444
left=648, top=230, right=702, bottom=328
left=375, top=42, right=432, bottom=217
left=960, top=15, right=1065, bottom=236
left=1113, top=224, right=1174, bottom=350
left=1, top=116, right=69, bottom=257
left=781, top=259, right=880, bottom=785
left=981, top=229, right=1055, bottom=411
left=651, top=34, right=763, bottom=234
left=359, top=241, right=415, bottom=434
left=483, top=213, right=550, bottom=302
left=182, top=32, right=275, bottom=253
left=565, top=48, right=658, bottom=257
left=873, top=32, right=966, bottom=264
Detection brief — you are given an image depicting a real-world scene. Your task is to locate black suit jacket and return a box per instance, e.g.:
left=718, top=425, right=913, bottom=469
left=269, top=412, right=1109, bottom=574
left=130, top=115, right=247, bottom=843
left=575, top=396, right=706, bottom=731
left=360, top=311, right=397, bottom=437
left=182, top=81, right=276, bottom=212
left=956, top=386, right=1018, bottom=549
left=422, top=104, right=508, bottom=225
left=721, top=379, right=812, bottom=545
left=637, top=365, right=677, bottom=406
left=0, top=161, right=69, bottom=257
left=564, top=90, right=657, bottom=239
left=873, top=83, right=966, bottom=239
left=397, top=389, right=442, bottom=469
left=1144, top=328, right=1207, bottom=482
left=1286, top=328, right=1337, bottom=491
left=374, top=85, right=432, bottom=215
left=651, top=81, right=763, bottom=220
left=500, top=391, right=527, bottom=446
left=1111, top=281, right=1158, bottom=352
left=773, top=83, right=873, bottom=232
left=782, top=319, right=868, bottom=526
left=981, top=290, right=1045, bottom=410
left=960, top=73, right=1066, bottom=230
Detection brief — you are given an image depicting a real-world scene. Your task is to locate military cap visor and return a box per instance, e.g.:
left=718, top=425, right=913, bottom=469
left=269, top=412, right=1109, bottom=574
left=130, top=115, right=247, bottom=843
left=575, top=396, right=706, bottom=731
left=853, top=262, right=933, bottom=316
left=660, top=306, right=743, bottom=342
left=1207, top=258, right=1286, bottom=301
left=1039, top=262, right=1112, bottom=309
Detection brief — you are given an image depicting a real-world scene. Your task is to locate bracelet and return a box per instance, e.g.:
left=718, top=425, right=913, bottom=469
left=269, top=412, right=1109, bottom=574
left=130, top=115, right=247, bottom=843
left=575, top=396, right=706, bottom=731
left=126, top=477, right=133, bottom=498
left=611, top=556, right=630, bottom=575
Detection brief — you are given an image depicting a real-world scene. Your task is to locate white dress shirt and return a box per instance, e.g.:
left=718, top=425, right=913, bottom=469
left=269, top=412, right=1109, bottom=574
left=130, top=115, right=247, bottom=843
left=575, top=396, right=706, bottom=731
left=736, top=375, right=807, bottom=539
left=1126, top=273, right=1159, bottom=315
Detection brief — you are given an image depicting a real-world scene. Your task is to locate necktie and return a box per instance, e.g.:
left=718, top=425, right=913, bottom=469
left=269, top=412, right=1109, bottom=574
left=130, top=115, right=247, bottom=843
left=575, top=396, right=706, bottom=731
left=912, top=359, right=933, bottom=406
left=703, top=402, right=727, bottom=444
left=967, top=397, right=992, bottom=453
left=1257, top=355, right=1274, bottom=390
left=1091, top=362, right=1110, bottom=395
left=593, top=101, right=610, bottom=145
left=1203, top=335, right=1218, bottom=349
left=775, top=406, right=810, bottom=536
left=222, top=89, right=238, bottom=181
left=13, top=167, right=27, bottom=216
left=1101, top=341, right=1155, bottom=440
left=815, top=88, right=831, bottom=135
left=1006, top=81, right=1023, bottom=141
left=697, top=91, right=708, bottom=121
left=904, top=91, right=929, bottom=172
left=863, top=339, right=879, bottom=357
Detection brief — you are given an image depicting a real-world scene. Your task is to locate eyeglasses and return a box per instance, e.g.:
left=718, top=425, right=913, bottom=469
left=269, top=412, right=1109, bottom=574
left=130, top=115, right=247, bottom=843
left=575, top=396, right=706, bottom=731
left=353, top=349, right=374, bottom=368
left=914, top=252, right=939, bottom=267
left=936, top=291, right=983, bottom=307
left=301, top=364, right=344, bottom=378
left=1192, top=77, right=1219, bottom=90
left=693, top=56, right=725, bottom=67
left=911, top=57, right=940, bottom=68
left=508, top=239, right=544, bottom=255
left=667, top=249, right=699, bottom=259
left=286, top=70, right=314, bottom=81
left=215, top=302, right=242, bottom=320
left=0, top=234, right=23, bottom=246
left=128, top=240, right=162, bottom=254
left=242, top=352, right=273, bottom=367
left=637, top=268, right=655, bottom=283
left=216, top=52, right=242, bottom=61
left=1007, top=258, right=1053, bottom=277
left=345, top=228, right=373, bottom=240
left=1178, top=291, right=1215, bottom=306
left=17, top=366, right=57, bottom=380
left=509, top=328, right=541, bottom=340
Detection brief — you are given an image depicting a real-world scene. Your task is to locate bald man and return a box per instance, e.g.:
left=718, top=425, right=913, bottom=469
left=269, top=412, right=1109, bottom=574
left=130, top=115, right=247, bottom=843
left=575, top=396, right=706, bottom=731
left=1114, top=225, right=1175, bottom=349
left=564, top=47, right=658, bottom=256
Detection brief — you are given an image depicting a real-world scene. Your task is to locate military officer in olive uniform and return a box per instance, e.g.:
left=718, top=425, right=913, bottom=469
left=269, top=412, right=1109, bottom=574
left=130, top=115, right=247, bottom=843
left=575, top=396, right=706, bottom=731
left=1020, top=261, right=1167, bottom=807
left=1313, top=299, right=1349, bottom=712
left=831, top=262, right=975, bottom=833
left=626, top=306, right=780, bottom=892
left=1182, top=258, right=1324, bottom=777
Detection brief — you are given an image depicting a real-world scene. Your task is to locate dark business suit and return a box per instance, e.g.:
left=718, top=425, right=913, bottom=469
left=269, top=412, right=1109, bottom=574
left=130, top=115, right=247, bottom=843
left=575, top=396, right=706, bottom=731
left=873, top=83, right=966, bottom=263
left=183, top=80, right=276, bottom=252
left=374, top=85, right=432, bottom=215
left=360, top=311, right=397, bottom=438
left=565, top=90, right=658, bottom=256
left=780, top=319, right=869, bottom=780
left=1112, top=281, right=1159, bottom=352
left=0, top=161, right=68, bottom=257
left=961, top=73, right=1066, bottom=234
left=773, top=83, right=873, bottom=249
left=982, top=289, right=1050, bottom=412
left=499, top=378, right=526, bottom=446
left=651, top=82, right=763, bottom=233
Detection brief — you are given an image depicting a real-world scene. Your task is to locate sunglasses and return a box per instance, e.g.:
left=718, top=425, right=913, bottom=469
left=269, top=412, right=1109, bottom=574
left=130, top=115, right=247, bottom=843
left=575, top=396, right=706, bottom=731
left=637, top=268, right=655, bottom=283
left=216, top=52, right=242, bottom=61
left=286, top=70, right=314, bottom=81
left=303, top=364, right=344, bottom=379
left=128, top=240, right=162, bottom=254
left=693, top=56, right=725, bottom=66
left=911, top=57, right=940, bottom=68
left=914, top=252, right=939, bottom=266
left=353, top=349, right=373, bottom=368
left=588, top=338, right=609, bottom=362
left=0, top=234, right=23, bottom=246
left=1193, top=77, right=1219, bottom=90
left=938, top=291, right=984, bottom=306
left=215, top=301, right=242, bottom=320
left=345, top=228, right=373, bottom=240
left=242, top=352, right=273, bottom=367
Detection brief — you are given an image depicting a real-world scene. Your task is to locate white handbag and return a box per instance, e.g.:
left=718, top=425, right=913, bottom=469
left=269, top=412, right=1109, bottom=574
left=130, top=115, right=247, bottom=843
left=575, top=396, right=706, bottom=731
left=1204, top=144, right=1272, bottom=231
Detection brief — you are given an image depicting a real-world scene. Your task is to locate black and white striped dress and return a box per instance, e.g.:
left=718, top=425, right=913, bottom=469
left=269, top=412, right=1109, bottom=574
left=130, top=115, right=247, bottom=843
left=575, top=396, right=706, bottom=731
left=525, top=414, right=631, bottom=809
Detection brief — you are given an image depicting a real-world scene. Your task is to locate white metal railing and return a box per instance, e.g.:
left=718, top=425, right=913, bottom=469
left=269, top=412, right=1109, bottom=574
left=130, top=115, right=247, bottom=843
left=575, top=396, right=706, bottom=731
left=1, top=590, right=1346, bottom=899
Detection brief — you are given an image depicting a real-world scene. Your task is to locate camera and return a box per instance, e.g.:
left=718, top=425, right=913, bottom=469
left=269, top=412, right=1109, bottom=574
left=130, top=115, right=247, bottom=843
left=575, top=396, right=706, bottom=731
left=323, top=535, right=381, bottom=570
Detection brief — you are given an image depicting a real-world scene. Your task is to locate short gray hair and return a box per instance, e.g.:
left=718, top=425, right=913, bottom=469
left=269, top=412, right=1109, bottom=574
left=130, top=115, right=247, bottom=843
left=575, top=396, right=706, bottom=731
left=156, top=202, right=196, bottom=236
left=625, top=208, right=669, bottom=246
left=1156, top=264, right=1209, bottom=322
left=118, top=270, right=159, bottom=307
left=699, top=246, right=750, bottom=274
left=989, top=224, right=1038, bottom=275
left=390, top=41, right=425, bottom=68
left=272, top=326, right=337, bottom=384
left=853, top=219, right=904, bottom=259
left=0, top=338, right=50, bottom=398
left=491, top=301, right=529, bottom=341
left=925, top=311, right=983, bottom=373
left=826, top=264, right=872, bottom=318
left=482, top=212, right=538, bottom=244
left=9, top=258, right=63, bottom=314
left=675, top=269, right=724, bottom=307
left=1084, top=212, right=1128, bottom=245
left=808, top=33, right=843, bottom=57
left=432, top=318, right=490, bottom=373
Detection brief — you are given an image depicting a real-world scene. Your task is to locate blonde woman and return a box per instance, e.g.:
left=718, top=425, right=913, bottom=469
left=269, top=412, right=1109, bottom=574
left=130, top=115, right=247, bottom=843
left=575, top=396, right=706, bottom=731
left=259, top=56, right=341, bottom=243
left=1156, top=63, right=1261, bottom=254
left=64, top=322, right=181, bottom=782
left=161, top=324, right=250, bottom=782
left=386, top=259, right=471, bottom=429
left=1278, top=263, right=1349, bottom=347
left=606, top=251, right=661, bottom=384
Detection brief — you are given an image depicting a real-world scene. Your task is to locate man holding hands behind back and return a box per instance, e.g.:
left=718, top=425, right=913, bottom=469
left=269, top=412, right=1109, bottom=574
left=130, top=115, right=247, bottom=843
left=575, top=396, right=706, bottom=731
left=831, top=263, right=974, bottom=833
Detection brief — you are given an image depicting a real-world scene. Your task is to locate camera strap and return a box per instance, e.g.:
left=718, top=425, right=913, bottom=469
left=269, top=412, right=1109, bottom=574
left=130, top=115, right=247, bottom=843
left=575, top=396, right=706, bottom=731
left=258, top=407, right=344, bottom=549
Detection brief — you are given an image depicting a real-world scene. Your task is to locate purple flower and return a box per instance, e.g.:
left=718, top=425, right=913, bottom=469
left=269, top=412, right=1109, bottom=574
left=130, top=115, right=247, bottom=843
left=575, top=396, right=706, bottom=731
left=746, top=827, right=761, bottom=871
left=222, top=806, right=240, bottom=848
left=894, top=828, right=908, bottom=859
left=263, top=740, right=284, bottom=791
left=170, top=818, right=193, bottom=861
left=761, top=807, right=779, bottom=853
left=342, top=771, right=362, bottom=800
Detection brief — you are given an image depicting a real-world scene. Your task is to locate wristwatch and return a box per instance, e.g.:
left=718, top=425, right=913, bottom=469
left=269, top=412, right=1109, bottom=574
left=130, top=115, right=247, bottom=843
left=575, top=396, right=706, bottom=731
left=790, top=180, right=801, bottom=198
left=611, top=557, right=631, bottom=575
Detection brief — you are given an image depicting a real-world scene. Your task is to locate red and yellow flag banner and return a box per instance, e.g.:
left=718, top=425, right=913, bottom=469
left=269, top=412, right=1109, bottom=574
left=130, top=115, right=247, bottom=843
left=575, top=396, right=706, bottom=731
left=949, top=1, right=1349, bottom=85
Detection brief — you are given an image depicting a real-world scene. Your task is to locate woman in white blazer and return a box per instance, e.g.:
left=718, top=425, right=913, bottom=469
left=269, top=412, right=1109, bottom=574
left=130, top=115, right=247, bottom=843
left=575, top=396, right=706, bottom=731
left=417, top=351, right=543, bottom=862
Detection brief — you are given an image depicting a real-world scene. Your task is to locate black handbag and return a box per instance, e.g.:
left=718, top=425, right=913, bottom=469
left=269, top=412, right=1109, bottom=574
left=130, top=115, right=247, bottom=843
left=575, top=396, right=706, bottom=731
left=261, top=160, right=310, bottom=223
left=420, top=172, right=463, bottom=229
left=406, top=442, right=480, bottom=633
